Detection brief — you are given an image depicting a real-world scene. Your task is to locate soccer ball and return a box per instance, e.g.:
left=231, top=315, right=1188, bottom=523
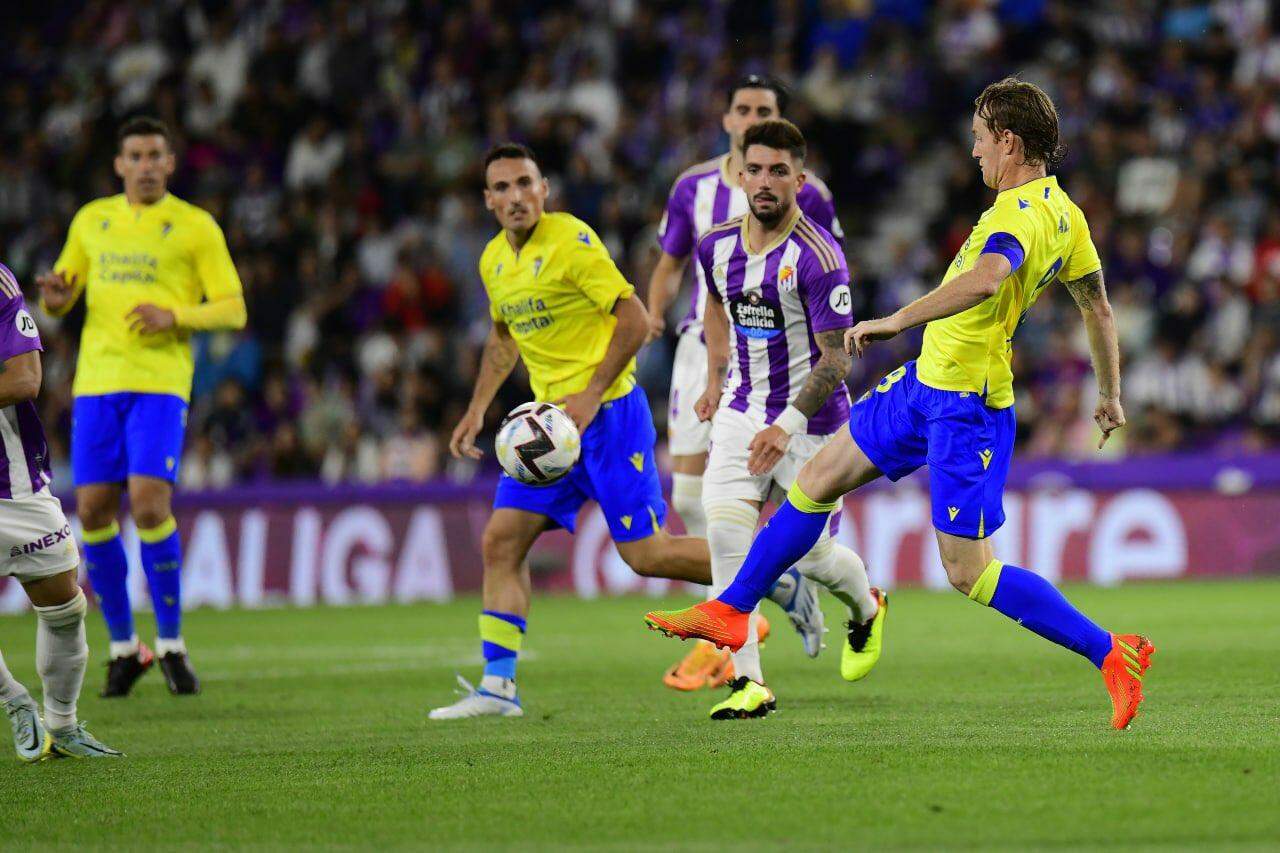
left=496, top=402, right=581, bottom=485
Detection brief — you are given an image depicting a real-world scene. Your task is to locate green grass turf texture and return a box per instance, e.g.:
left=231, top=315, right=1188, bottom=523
left=1, top=579, right=1277, bottom=850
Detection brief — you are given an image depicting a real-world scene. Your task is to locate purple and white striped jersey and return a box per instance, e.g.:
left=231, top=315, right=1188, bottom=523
left=697, top=210, right=853, bottom=435
left=658, top=155, right=842, bottom=335
left=0, top=264, right=51, bottom=500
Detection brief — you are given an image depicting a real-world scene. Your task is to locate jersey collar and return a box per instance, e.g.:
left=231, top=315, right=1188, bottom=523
left=995, top=174, right=1057, bottom=201
left=740, top=204, right=802, bottom=257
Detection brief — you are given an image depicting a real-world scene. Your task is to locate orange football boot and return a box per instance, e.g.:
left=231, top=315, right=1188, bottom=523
left=706, top=615, right=771, bottom=688
left=1101, top=633, right=1155, bottom=730
left=645, top=600, right=750, bottom=651
left=662, top=641, right=727, bottom=691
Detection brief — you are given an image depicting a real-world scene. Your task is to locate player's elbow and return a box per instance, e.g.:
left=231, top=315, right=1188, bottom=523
left=226, top=298, right=248, bottom=330
left=1084, top=295, right=1114, bottom=324
left=974, top=275, right=1002, bottom=299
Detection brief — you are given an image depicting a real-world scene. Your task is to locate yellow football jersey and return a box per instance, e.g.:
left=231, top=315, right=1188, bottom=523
left=51, top=193, right=245, bottom=401
left=917, top=176, right=1100, bottom=408
left=479, top=212, right=636, bottom=403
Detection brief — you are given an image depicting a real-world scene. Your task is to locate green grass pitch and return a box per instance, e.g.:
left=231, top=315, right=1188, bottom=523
left=1, top=579, right=1278, bottom=850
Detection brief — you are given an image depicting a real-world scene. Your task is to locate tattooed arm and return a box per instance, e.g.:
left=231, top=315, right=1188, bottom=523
left=746, top=328, right=852, bottom=476
left=449, top=322, right=521, bottom=459
left=1064, top=269, right=1125, bottom=448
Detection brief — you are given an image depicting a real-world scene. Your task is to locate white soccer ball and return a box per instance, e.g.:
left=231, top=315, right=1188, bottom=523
left=496, top=402, right=581, bottom=485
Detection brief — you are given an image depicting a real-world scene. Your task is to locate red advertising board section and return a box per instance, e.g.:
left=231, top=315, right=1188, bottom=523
left=1, top=454, right=1278, bottom=614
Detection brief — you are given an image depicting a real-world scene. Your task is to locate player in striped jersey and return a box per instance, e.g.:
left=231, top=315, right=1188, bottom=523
left=0, top=263, right=122, bottom=760
left=649, top=75, right=842, bottom=691
left=678, top=121, right=884, bottom=719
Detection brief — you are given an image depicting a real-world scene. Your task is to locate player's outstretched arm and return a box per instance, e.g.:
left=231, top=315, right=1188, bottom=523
left=1064, top=269, right=1125, bottom=448
left=747, top=329, right=851, bottom=476
left=645, top=251, right=688, bottom=343
left=846, top=253, right=1011, bottom=357
left=0, top=350, right=42, bottom=407
left=558, top=295, right=648, bottom=432
left=696, top=288, right=728, bottom=422
left=450, top=322, right=520, bottom=460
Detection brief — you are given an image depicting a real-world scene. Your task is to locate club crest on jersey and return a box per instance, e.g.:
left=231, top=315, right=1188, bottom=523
left=532, top=257, right=543, bottom=276
left=729, top=292, right=784, bottom=340
left=777, top=265, right=796, bottom=293
left=161, top=221, right=173, bottom=238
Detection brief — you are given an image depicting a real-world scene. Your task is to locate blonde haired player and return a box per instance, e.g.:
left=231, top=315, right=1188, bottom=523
left=649, top=79, right=1154, bottom=730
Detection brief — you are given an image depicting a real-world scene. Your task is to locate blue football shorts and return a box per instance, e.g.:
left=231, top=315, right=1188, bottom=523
left=494, top=386, right=667, bottom=543
left=847, top=361, right=1015, bottom=539
left=71, top=392, right=188, bottom=486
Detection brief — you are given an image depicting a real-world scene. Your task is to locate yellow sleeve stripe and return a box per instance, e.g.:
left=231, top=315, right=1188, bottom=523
left=81, top=520, right=121, bottom=545
left=795, top=220, right=839, bottom=273
left=968, top=559, right=1004, bottom=606
left=479, top=614, right=524, bottom=651
left=786, top=481, right=838, bottom=514
left=137, top=516, right=178, bottom=543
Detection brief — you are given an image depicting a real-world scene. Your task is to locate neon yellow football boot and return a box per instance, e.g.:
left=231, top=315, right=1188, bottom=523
left=841, top=588, right=887, bottom=682
left=709, top=677, right=776, bottom=720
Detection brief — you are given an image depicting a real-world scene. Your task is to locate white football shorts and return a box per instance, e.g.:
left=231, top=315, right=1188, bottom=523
left=0, top=489, right=79, bottom=584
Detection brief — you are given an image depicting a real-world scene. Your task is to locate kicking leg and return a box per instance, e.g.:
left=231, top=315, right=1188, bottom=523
left=430, top=509, right=547, bottom=720
left=646, top=428, right=883, bottom=649
left=794, top=522, right=888, bottom=682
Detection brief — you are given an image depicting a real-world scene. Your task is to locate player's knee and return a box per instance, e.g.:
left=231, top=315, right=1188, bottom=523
left=35, top=589, right=88, bottom=677
left=616, top=536, right=664, bottom=577
left=939, top=554, right=982, bottom=595
left=77, top=497, right=118, bottom=532
left=131, top=504, right=172, bottom=531
left=481, top=525, right=525, bottom=575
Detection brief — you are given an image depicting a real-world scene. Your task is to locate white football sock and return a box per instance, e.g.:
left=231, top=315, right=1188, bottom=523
left=797, top=534, right=877, bottom=623
left=0, top=649, right=30, bottom=704
left=706, top=499, right=765, bottom=683
left=672, top=473, right=707, bottom=538
left=35, top=590, right=88, bottom=732
left=110, top=635, right=140, bottom=660
left=156, top=636, right=186, bottom=656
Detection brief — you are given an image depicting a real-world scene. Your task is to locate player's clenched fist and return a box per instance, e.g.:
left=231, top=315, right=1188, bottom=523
left=694, top=385, right=720, bottom=422
left=747, top=424, right=789, bottom=476
left=36, top=270, right=77, bottom=312
left=450, top=409, right=485, bottom=459
left=844, top=316, right=902, bottom=357
left=1094, top=396, right=1126, bottom=449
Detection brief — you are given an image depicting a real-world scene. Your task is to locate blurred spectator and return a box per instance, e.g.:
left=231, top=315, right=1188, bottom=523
left=3, top=1, right=1280, bottom=494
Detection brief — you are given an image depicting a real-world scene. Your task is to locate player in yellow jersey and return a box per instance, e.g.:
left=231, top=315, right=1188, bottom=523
left=430, top=144, right=711, bottom=720
left=37, top=117, right=246, bottom=698
left=646, top=78, right=1155, bottom=730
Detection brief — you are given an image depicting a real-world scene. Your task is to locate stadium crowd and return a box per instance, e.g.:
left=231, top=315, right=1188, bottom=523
left=1, top=0, right=1278, bottom=489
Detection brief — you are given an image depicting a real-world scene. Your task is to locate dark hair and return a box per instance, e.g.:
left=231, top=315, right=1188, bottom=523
left=726, top=74, right=789, bottom=115
left=483, top=142, right=539, bottom=173
left=974, top=77, right=1065, bottom=169
left=117, top=116, right=172, bottom=148
left=741, top=119, right=806, bottom=164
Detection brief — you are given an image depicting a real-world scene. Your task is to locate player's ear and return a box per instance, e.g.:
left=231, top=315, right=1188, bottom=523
left=482, top=188, right=495, bottom=211
left=113, top=154, right=124, bottom=180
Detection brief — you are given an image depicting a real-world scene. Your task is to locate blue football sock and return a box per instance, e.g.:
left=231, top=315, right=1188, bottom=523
left=82, top=522, right=134, bottom=643
left=969, top=561, right=1113, bottom=668
left=720, top=483, right=836, bottom=613
left=139, top=517, right=183, bottom=640
left=479, top=610, right=526, bottom=683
